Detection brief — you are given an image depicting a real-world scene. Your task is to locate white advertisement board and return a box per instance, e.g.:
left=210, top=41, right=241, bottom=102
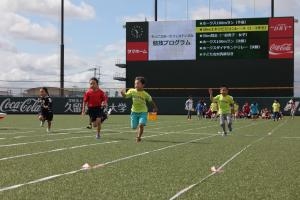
left=148, top=21, right=196, bottom=61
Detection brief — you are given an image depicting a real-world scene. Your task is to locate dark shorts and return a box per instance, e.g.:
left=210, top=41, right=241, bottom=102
left=40, top=110, right=53, bottom=121
left=88, top=107, right=105, bottom=122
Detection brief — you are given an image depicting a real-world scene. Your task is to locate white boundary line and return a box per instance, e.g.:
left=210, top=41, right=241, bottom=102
left=169, top=137, right=266, bottom=200
left=281, top=136, right=300, bottom=139
left=0, top=141, right=119, bottom=161
left=0, top=132, right=175, bottom=161
left=169, top=120, right=288, bottom=200
left=0, top=135, right=217, bottom=192
left=0, top=135, right=94, bottom=148
left=0, top=119, right=182, bottom=135
left=0, top=120, right=185, bottom=140
left=0, top=119, right=216, bottom=146
left=0, top=131, right=35, bottom=135
left=0, top=128, right=131, bottom=140
left=0, top=130, right=167, bottom=148
left=0, top=131, right=186, bottom=162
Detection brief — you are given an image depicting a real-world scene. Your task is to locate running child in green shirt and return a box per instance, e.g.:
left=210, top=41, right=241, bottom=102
left=121, top=76, right=158, bottom=142
left=209, top=85, right=234, bottom=136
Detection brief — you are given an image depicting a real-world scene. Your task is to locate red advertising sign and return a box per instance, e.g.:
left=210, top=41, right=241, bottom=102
left=126, top=42, right=148, bottom=61
left=269, top=17, right=294, bottom=38
left=269, top=38, right=293, bottom=59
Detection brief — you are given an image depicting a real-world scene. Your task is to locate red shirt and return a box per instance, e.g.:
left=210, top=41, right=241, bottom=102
left=83, top=88, right=107, bottom=107
left=243, top=104, right=250, bottom=113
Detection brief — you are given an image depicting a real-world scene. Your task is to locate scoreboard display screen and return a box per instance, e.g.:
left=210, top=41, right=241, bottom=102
left=196, top=18, right=269, bottom=59
left=125, top=17, right=294, bottom=97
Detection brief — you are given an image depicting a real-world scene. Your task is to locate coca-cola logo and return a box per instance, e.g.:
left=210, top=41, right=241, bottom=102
left=269, top=43, right=293, bottom=54
left=269, top=38, right=293, bottom=59
left=0, top=98, right=41, bottom=113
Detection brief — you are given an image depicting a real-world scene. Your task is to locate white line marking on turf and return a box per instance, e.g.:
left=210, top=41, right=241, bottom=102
left=0, top=128, right=170, bottom=148
left=99, top=135, right=216, bottom=167
left=281, top=137, right=300, bottom=139
left=1, top=124, right=149, bottom=140
left=169, top=138, right=266, bottom=200
left=0, top=131, right=34, bottom=135
left=0, top=135, right=94, bottom=148
left=0, top=135, right=217, bottom=192
left=0, top=141, right=119, bottom=161
left=169, top=120, right=288, bottom=200
left=0, top=132, right=182, bottom=162
left=178, top=132, right=218, bottom=136
left=0, top=170, right=83, bottom=192
left=11, top=130, right=92, bottom=139
left=0, top=131, right=91, bottom=140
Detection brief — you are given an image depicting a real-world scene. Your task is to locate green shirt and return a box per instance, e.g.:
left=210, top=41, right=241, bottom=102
left=210, top=102, right=218, bottom=112
left=212, top=94, right=234, bottom=114
left=125, top=89, right=152, bottom=112
left=234, top=104, right=239, bottom=112
left=272, top=102, right=280, bottom=112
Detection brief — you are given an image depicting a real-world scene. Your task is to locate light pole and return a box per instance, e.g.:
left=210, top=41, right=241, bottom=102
left=154, top=0, right=158, bottom=21
left=209, top=0, right=211, bottom=19
left=60, top=0, right=64, bottom=96
left=186, top=0, right=189, bottom=20
left=271, top=0, right=274, bottom=17
left=231, top=0, right=233, bottom=18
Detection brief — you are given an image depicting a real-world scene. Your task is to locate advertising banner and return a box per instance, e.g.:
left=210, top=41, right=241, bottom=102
left=268, top=17, right=294, bottom=59
left=148, top=21, right=196, bottom=61
left=268, top=17, right=294, bottom=38
left=0, top=97, right=299, bottom=116
left=0, top=97, right=131, bottom=114
left=269, top=38, right=294, bottom=59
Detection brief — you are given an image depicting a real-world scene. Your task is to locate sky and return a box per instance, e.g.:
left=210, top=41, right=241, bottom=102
left=0, top=0, right=299, bottom=96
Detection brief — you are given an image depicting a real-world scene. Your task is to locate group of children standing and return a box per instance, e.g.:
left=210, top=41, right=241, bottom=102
left=185, top=98, right=220, bottom=120
left=185, top=96, right=296, bottom=122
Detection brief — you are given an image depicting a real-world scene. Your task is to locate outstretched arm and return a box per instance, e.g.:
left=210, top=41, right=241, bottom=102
left=121, top=88, right=126, bottom=98
left=151, top=99, right=158, bottom=112
left=81, top=101, right=86, bottom=115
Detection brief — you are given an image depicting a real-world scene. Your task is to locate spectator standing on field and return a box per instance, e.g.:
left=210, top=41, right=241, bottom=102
left=185, top=96, right=194, bottom=120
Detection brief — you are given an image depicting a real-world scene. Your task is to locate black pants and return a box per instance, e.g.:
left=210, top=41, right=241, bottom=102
left=88, top=107, right=106, bottom=122
left=40, top=110, right=53, bottom=121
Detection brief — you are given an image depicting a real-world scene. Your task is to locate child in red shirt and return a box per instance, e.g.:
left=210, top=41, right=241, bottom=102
left=82, top=77, right=107, bottom=139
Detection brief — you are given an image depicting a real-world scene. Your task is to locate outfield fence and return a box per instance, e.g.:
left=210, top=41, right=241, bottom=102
left=0, top=97, right=299, bottom=116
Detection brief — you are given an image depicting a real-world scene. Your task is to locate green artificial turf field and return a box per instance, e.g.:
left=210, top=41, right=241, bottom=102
left=0, top=115, right=299, bottom=200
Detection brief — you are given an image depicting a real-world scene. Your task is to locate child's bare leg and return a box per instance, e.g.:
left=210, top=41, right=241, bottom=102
left=39, top=115, right=45, bottom=127
left=47, top=121, right=51, bottom=129
left=136, top=124, right=144, bottom=142
left=93, top=118, right=102, bottom=138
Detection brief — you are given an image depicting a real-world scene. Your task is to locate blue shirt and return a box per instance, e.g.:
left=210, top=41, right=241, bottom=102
left=196, top=103, right=204, bottom=112
left=250, top=104, right=259, bottom=114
